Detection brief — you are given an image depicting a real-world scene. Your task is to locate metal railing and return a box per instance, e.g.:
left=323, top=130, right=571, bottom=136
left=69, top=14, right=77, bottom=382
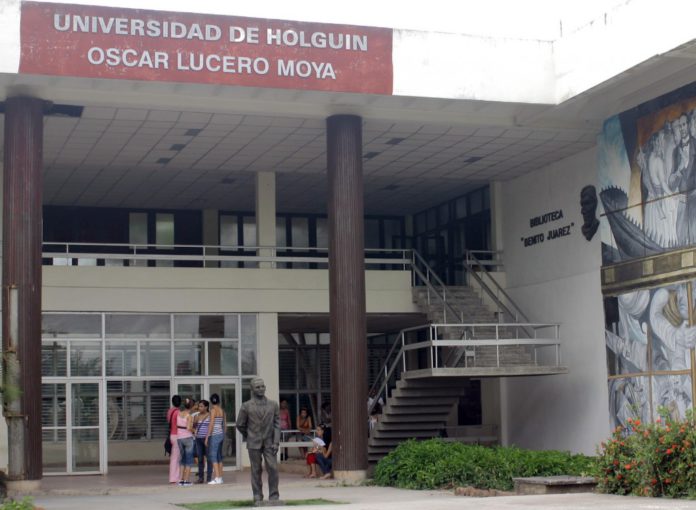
left=41, top=242, right=411, bottom=269
left=464, top=250, right=504, bottom=271
left=410, top=250, right=463, bottom=324
left=368, top=322, right=562, bottom=415
left=462, top=250, right=533, bottom=336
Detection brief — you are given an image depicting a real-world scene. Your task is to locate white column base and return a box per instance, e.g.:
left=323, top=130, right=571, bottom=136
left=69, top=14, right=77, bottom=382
left=333, top=469, right=367, bottom=484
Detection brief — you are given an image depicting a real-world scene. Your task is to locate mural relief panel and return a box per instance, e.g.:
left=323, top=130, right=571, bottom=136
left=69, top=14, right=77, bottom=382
left=600, top=82, right=696, bottom=429
left=600, top=83, right=696, bottom=265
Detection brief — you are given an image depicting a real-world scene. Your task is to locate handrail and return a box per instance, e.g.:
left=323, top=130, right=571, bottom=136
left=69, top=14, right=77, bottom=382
left=464, top=250, right=532, bottom=335
left=465, top=250, right=504, bottom=270
left=41, top=242, right=411, bottom=268
left=368, top=322, right=562, bottom=415
left=43, top=241, right=410, bottom=255
left=411, top=250, right=465, bottom=325
left=410, top=264, right=463, bottom=325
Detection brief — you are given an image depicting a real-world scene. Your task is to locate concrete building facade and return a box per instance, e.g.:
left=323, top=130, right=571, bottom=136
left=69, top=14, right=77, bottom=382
left=1, top=0, right=696, bottom=482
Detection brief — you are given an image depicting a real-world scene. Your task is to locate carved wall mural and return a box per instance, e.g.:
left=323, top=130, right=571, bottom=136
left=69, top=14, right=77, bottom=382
left=600, top=82, right=696, bottom=429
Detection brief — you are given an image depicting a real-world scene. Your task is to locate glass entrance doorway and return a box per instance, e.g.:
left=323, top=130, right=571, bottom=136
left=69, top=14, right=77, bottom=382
left=173, top=380, right=240, bottom=469
left=42, top=380, right=105, bottom=474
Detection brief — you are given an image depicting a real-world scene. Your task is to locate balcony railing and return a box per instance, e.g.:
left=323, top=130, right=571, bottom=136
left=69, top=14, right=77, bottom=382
left=42, top=242, right=411, bottom=270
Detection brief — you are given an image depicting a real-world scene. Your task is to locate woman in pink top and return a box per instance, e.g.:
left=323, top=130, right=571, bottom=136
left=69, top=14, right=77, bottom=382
left=176, top=398, right=195, bottom=486
left=167, top=395, right=182, bottom=484
left=279, top=399, right=291, bottom=461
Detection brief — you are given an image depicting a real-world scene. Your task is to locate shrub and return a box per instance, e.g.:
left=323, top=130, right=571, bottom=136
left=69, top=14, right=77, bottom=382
left=373, top=439, right=594, bottom=491
left=0, top=497, right=34, bottom=510
left=595, top=411, right=696, bottom=498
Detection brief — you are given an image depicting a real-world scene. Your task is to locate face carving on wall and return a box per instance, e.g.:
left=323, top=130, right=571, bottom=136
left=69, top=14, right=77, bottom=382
left=580, top=185, right=599, bottom=241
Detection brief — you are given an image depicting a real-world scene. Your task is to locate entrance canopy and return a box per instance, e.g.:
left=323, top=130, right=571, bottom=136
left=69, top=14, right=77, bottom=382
left=0, top=1, right=695, bottom=214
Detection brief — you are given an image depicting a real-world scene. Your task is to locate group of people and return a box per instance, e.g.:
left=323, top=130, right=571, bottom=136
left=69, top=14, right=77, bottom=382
left=278, top=399, right=333, bottom=479
left=167, top=393, right=227, bottom=486
left=167, top=389, right=336, bottom=487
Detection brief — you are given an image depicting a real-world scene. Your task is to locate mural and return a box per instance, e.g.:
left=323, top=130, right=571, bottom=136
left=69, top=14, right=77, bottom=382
left=608, top=376, right=650, bottom=429
left=652, top=374, right=692, bottom=422
left=600, top=82, right=696, bottom=429
left=605, top=281, right=696, bottom=426
left=600, top=82, right=696, bottom=264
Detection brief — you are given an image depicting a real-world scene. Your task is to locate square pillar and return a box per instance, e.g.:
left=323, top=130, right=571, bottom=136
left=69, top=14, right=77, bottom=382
left=255, top=172, right=276, bottom=268
left=202, top=209, right=219, bottom=268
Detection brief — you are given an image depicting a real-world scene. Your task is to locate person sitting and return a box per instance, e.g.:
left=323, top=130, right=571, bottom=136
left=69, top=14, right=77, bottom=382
left=314, top=424, right=332, bottom=479
left=304, top=435, right=323, bottom=478
left=296, top=406, right=313, bottom=457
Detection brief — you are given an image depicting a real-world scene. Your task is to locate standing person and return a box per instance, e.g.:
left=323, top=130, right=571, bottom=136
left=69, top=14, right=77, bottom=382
left=206, top=393, right=226, bottom=485
left=236, top=377, right=281, bottom=504
left=167, top=395, right=182, bottom=484
left=320, top=402, right=332, bottom=428
left=177, top=397, right=195, bottom=486
left=296, top=406, right=313, bottom=457
left=279, top=399, right=291, bottom=461
left=194, top=399, right=212, bottom=483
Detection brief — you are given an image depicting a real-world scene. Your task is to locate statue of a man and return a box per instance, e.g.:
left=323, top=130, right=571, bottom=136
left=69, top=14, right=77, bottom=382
left=236, top=377, right=281, bottom=504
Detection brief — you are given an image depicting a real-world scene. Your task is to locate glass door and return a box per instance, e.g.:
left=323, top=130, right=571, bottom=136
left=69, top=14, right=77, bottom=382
left=174, top=381, right=204, bottom=403
left=42, top=380, right=105, bottom=474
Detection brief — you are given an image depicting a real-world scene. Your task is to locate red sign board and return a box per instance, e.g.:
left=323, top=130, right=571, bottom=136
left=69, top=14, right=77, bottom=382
left=20, top=2, right=393, bottom=95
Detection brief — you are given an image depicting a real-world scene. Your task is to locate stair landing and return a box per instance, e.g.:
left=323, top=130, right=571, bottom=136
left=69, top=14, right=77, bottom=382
left=402, top=366, right=568, bottom=378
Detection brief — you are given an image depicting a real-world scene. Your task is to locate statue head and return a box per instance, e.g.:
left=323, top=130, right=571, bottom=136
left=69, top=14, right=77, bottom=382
left=250, top=377, right=266, bottom=399
left=580, top=185, right=599, bottom=241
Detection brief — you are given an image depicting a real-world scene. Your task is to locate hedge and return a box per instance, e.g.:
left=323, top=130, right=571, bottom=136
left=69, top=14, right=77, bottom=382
left=373, top=439, right=594, bottom=491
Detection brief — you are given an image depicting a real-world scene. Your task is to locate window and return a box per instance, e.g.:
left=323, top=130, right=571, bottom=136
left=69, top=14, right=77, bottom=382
left=129, top=213, right=147, bottom=245
left=155, top=213, right=174, bottom=246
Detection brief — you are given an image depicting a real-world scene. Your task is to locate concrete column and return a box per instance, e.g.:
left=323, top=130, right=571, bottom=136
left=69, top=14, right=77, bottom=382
left=202, top=209, right=218, bottom=268
left=0, top=158, right=7, bottom=474
left=490, top=181, right=504, bottom=254
left=257, top=312, right=280, bottom=405
left=481, top=378, right=501, bottom=436
left=248, top=312, right=279, bottom=469
left=326, top=114, right=367, bottom=482
left=255, top=172, right=276, bottom=268
left=499, top=378, right=510, bottom=446
left=2, top=96, right=44, bottom=482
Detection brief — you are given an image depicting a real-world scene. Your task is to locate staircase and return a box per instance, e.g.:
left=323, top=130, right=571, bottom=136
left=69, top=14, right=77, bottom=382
left=366, top=250, right=566, bottom=465
left=367, top=378, right=465, bottom=464
left=412, top=285, right=536, bottom=368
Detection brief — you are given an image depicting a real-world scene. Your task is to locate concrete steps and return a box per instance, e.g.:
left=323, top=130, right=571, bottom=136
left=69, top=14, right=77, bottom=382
left=367, top=377, right=464, bottom=464
left=412, top=285, right=536, bottom=368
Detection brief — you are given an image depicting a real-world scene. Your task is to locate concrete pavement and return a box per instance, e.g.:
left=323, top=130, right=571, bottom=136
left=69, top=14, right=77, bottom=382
left=14, top=466, right=696, bottom=510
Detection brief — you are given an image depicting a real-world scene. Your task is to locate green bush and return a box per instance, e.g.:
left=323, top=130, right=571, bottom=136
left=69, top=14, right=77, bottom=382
left=595, top=411, right=696, bottom=498
left=0, top=497, right=34, bottom=510
left=373, top=439, right=594, bottom=491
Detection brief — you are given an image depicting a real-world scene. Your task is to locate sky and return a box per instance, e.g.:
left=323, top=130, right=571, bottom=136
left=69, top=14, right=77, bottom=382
left=36, top=0, right=624, bottom=40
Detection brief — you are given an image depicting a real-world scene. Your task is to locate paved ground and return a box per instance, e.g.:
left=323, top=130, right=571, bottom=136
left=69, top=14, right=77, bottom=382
left=11, top=466, right=696, bottom=510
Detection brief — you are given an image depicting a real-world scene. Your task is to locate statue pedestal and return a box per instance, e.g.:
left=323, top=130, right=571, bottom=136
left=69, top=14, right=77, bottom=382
left=254, top=500, right=286, bottom=507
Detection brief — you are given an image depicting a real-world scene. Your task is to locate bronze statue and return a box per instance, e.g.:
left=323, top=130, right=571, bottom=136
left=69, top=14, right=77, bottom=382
left=580, top=185, right=600, bottom=241
left=237, top=377, right=281, bottom=504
